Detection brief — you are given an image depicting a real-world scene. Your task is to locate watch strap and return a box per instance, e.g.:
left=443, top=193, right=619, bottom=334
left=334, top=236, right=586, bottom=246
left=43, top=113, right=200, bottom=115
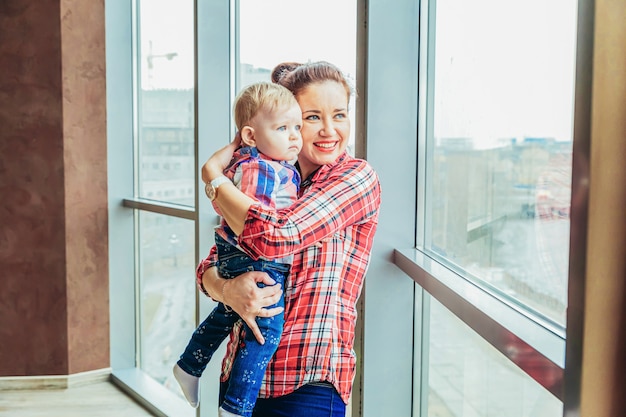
left=210, top=175, right=231, bottom=188
left=205, top=175, right=231, bottom=201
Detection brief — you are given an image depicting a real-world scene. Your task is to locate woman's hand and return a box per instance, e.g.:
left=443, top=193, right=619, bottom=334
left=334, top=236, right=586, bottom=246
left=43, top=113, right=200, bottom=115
left=202, top=266, right=283, bottom=344
left=202, top=133, right=242, bottom=183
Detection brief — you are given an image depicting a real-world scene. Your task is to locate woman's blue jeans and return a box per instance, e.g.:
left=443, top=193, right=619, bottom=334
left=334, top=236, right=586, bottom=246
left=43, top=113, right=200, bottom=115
left=219, top=380, right=347, bottom=417
left=177, top=234, right=288, bottom=417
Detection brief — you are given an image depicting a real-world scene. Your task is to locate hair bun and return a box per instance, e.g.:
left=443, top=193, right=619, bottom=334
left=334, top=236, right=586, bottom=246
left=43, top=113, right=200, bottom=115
left=271, top=62, right=302, bottom=84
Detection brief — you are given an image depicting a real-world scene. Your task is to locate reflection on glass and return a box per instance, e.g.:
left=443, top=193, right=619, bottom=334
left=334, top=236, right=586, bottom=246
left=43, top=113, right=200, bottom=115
left=137, top=0, right=195, bottom=206
left=138, top=211, right=196, bottom=400
left=427, top=297, right=562, bottom=416
left=238, top=0, right=357, bottom=152
left=425, top=0, right=578, bottom=325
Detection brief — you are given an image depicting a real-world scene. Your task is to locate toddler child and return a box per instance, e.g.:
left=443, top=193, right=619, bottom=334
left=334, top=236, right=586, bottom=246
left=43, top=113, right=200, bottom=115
left=173, top=81, right=302, bottom=417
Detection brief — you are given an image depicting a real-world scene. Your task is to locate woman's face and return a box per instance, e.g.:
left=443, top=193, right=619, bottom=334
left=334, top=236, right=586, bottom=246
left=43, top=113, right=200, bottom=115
left=295, top=81, right=350, bottom=179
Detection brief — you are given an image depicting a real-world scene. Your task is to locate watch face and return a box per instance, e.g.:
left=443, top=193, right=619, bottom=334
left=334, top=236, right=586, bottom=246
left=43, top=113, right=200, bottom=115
left=205, top=182, right=216, bottom=200
left=205, top=176, right=229, bottom=201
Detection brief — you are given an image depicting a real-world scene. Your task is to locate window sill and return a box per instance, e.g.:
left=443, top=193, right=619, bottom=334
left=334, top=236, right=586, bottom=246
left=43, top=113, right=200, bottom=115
left=111, top=368, right=194, bottom=417
left=394, top=248, right=565, bottom=400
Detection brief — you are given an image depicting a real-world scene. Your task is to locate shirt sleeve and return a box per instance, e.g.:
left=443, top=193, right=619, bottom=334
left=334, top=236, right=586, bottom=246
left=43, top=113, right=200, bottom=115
left=236, top=158, right=281, bottom=208
left=196, top=244, right=218, bottom=297
left=237, top=159, right=381, bottom=260
left=211, top=200, right=223, bottom=217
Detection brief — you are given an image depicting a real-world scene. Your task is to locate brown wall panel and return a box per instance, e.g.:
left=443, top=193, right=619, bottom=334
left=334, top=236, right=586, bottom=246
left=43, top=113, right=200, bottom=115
left=581, top=0, right=626, bottom=415
left=60, top=0, right=109, bottom=375
left=0, top=0, right=108, bottom=377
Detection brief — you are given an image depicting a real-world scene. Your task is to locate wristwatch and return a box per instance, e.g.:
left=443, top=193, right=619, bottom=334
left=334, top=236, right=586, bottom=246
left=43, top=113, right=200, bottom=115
left=205, top=175, right=231, bottom=201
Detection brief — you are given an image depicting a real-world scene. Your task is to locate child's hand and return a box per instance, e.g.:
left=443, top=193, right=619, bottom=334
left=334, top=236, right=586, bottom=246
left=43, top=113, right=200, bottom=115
left=201, top=132, right=242, bottom=183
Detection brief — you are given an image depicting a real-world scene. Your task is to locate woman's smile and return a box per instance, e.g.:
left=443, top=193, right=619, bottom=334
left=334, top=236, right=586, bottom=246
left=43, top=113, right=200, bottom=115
left=314, top=141, right=339, bottom=150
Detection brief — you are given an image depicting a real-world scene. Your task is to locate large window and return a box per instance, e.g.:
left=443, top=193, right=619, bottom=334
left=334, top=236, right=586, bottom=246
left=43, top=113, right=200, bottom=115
left=421, top=0, right=578, bottom=327
left=134, top=0, right=197, bottom=399
left=108, top=0, right=587, bottom=416
left=107, top=0, right=199, bottom=414
left=137, top=0, right=195, bottom=205
left=410, top=0, right=580, bottom=414
left=138, top=212, right=196, bottom=389
left=108, top=1, right=358, bottom=416
left=425, top=296, right=562, bottom=417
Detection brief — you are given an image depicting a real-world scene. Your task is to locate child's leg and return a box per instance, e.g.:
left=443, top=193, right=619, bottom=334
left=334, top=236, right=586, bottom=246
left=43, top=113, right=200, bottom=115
left=219, top=268, right=286, bottom=417
left=178, top=302, right=239, bottom=376
left=175, top=302, right=239, bottom=407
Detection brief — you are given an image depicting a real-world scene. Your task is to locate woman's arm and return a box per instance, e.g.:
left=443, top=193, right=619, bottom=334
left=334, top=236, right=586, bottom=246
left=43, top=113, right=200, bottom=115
left=202, top=140, right=257, bottom=236
left=238, top=159, right=381, bottom=260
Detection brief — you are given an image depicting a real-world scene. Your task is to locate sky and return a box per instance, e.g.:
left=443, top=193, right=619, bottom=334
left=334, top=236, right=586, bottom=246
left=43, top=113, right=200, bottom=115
left=138, top=0, right=357, bottom=90
left=238, top=0, right=357, bottom=75
left=138, top=0, right=578, bottom=144
left=433, top=0, right=578, bottom=144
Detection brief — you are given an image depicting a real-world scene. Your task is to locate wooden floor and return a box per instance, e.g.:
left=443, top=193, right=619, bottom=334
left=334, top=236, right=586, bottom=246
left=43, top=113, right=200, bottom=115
left=0, top=382, right=155, bottom=417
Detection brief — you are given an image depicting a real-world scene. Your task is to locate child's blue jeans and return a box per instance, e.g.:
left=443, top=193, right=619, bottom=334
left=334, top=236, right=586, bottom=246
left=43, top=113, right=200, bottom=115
left=177, top=234, right=288, bottom=417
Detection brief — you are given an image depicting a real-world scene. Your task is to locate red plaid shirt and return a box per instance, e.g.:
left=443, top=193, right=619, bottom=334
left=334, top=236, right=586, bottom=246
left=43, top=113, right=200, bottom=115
left=196, top=151, right=381, bottom=403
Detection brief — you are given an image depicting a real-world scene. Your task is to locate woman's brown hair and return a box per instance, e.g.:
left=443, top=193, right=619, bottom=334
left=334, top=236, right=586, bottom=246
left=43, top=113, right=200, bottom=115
left=271, top=61, right=354, bottom=100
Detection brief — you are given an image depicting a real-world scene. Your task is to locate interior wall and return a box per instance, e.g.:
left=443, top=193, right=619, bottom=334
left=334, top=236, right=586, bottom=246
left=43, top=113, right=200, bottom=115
left=0, top=0, right=109, bottom=377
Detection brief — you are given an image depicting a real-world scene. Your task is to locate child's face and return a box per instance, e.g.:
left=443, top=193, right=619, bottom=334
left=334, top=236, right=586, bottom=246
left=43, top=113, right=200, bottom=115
left=246, top=102, right=303, bottom=161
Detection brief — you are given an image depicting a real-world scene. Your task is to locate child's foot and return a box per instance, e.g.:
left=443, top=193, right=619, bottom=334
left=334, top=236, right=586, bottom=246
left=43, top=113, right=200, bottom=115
left=173, top=363, right=200, bottom=408
left=218, top=406, right=244, bottom=417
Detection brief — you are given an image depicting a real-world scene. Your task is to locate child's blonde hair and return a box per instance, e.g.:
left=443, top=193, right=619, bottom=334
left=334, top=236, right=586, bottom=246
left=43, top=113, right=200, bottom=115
left=233, top=82, right=299, bottom=131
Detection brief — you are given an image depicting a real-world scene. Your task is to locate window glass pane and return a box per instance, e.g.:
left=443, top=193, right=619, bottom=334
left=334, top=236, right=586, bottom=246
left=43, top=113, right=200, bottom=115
left=138, top=212, right=196, bottom=399
left=427, top=296, right=562, bottom=416
left=424, top=0, right=578, bottom=325
left=238, top=0, right=357, bottom=151
left=137, top=0, right=195, bottom=205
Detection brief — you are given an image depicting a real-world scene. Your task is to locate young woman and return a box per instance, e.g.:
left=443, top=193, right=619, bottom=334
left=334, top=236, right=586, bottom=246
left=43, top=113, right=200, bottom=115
left=198, top=61, right=381, bottom=417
